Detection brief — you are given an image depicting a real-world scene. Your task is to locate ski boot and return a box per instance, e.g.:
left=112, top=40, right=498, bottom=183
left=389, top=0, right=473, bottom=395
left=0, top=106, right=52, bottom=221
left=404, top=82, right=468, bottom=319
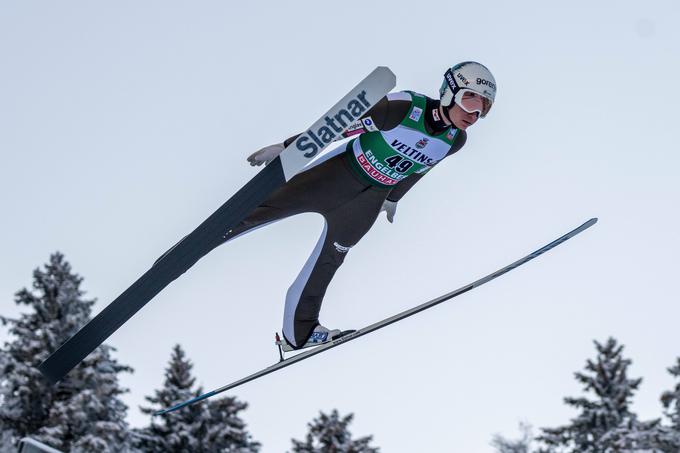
left=276, top=325, right=345, bottom=352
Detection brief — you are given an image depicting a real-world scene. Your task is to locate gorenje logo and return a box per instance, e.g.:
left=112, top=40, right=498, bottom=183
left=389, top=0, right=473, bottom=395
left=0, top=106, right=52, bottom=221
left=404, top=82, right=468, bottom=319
left=294, top=90, right=372, bottom=158
left=476, top=78, right=496, bottom=90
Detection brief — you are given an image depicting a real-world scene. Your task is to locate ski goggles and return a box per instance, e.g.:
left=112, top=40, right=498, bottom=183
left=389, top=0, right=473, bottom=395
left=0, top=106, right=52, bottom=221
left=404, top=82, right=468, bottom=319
left=454, top=90, right=493, bottom=118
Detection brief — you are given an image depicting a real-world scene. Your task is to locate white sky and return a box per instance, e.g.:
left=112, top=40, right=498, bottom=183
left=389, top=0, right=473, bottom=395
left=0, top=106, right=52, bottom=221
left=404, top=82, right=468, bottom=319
left=1, top=1, right=679, bottom=451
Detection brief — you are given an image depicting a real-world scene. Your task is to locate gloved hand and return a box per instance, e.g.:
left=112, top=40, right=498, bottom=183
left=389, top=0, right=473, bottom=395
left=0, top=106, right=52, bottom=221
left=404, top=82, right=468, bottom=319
left=247, top=143, right=285, bottom=166
left=380, top=199, right=397, bottom=223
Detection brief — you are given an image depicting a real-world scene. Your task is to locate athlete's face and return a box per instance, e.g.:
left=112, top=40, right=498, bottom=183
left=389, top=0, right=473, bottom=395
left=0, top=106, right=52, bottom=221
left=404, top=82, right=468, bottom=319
left=448, top=103, right=479, bottom=130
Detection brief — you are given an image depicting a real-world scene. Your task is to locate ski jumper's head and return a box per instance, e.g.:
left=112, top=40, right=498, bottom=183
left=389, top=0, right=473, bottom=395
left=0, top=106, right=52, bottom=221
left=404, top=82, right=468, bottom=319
left=439, top=61, right=496, bottom=130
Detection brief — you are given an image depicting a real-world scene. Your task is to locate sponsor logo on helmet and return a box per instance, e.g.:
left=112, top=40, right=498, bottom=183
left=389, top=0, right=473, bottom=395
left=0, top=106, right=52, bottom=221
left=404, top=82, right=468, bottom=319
left=445, top=71, right=456, bottom=88
left=415, top=137, right=429, bottom=149
left=476, top=78, right=496, bottom=90
left=409, top=107, right=423, bottom=122
left=432, top=108, right=441, bottom=122
left=456, top=72, right=470, bottom=86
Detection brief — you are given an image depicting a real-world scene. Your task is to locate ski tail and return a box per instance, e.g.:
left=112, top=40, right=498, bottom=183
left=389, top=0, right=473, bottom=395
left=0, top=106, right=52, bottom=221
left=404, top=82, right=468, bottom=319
left=154, top=390, right=218, bottom=416
left=38, top=160, right=286, bottom=384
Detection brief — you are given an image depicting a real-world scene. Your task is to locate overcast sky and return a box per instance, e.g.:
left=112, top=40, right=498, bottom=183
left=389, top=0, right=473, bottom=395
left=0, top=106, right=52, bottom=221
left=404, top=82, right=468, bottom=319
left=1, top=1, right=679, bottom=451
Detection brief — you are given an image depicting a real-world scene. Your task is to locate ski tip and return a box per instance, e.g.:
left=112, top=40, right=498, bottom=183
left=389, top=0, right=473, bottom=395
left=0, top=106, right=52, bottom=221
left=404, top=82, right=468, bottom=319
left=372, top=66, right=397, bottom=84
left=571, top=218, right=597, bottom=234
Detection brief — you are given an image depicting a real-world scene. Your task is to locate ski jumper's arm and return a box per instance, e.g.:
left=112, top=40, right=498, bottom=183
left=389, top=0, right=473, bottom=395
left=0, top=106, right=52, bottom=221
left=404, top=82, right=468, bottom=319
left=249, top=99, right=400, bottom=166
left=281, top=95, right=408, bottom=146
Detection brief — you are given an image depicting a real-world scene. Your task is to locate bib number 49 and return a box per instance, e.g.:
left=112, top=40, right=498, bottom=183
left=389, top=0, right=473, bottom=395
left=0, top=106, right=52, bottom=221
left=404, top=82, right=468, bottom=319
left=384, top=155, right=413, bottom=173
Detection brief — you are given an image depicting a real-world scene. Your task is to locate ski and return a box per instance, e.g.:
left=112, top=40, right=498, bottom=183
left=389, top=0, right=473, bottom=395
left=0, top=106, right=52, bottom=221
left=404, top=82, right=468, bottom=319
left=38, top=67, right=397, bottom=384
left=156, top=217, right=598, bottom=415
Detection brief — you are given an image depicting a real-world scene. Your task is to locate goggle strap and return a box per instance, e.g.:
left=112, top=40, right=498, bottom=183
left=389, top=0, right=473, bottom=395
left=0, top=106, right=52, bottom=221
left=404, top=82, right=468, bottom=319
left=444, top=68, right=458, bottom=93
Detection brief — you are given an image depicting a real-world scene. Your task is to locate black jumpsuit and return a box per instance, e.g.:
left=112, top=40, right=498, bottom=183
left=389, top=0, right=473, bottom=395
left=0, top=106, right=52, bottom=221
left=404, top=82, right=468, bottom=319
left=223, top=94, right=467, bottom=348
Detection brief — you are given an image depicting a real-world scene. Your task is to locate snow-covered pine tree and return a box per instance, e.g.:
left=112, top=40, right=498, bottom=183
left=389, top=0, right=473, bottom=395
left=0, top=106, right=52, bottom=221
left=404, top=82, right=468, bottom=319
left=491, top=422, right=533, bottom=453
left=536, top=337, right=661, bottom=452
left=661, top=358, right=680, bottom=431
left=204, top=395, right=261, bottom=451
left=657, top=358, right=680, bottom=451
left=37, top=343, right=134, bottom=453
left=290, top=409, right=379, bottom=453
left=135, top=344, right=259, bottom=452
left=0, top=253, right=133, bottom=452
left=135, top=344, right=203, bottom=452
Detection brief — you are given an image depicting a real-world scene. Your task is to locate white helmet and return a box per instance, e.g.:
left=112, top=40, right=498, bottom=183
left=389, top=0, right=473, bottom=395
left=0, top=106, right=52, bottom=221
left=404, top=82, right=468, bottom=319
left=439, top=61, right=496, bottom=118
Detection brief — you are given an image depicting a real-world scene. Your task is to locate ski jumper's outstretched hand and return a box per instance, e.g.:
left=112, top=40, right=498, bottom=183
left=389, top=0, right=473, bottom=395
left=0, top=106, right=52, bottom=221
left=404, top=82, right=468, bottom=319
left=247, top=143, right=285, bottom=166
left=380, top=199, right=397, bottom=223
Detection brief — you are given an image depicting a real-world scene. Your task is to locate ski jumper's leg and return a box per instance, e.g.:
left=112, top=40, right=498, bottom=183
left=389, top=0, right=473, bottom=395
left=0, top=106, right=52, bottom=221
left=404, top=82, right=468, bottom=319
left=220, top=143, right=358, bottom=244
left=282, top=183, right=387, bottom=348
left=153, top=143, right=355, bottom=267
left=151, top=155, right=340, bottom=271
left=150, top=192, right=305, bottom=288
left=152, top=204, right=295, bottom=270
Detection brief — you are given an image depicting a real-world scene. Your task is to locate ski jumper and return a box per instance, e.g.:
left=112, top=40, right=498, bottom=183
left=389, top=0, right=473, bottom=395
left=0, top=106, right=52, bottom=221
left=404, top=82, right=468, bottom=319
left=226, top=91, right=467, bottom=348
left=225, top=91, right=467, bottom=347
